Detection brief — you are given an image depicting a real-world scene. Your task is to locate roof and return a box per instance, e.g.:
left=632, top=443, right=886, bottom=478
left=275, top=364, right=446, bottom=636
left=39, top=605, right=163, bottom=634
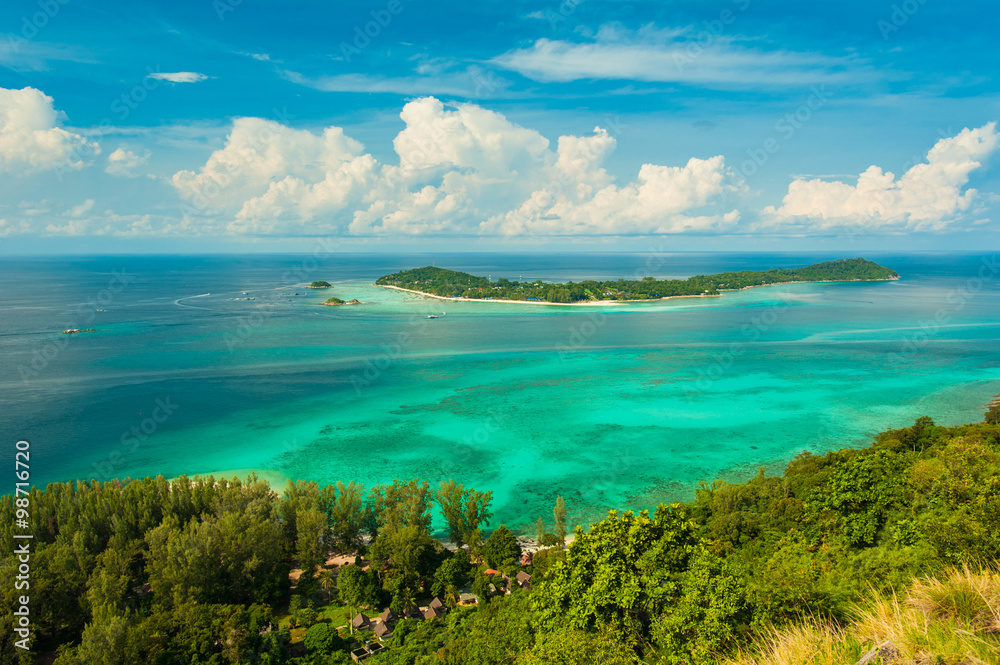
left=484, top=569, right=501, bottom=576
left=378, top=608, right=397, bottom=623
left=429, top=597, right=445, bottom=609
left=351, top=613, right=370, bottom=628
left=423, top=606, right=445, bottom=619
left=374, top=622, right=392, bottom=638
left=516, top=571, right=531, bottom=583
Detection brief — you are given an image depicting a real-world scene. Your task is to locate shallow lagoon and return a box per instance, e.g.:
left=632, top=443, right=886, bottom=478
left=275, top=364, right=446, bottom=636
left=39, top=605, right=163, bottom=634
left=1, top=253, right=998, bottom=532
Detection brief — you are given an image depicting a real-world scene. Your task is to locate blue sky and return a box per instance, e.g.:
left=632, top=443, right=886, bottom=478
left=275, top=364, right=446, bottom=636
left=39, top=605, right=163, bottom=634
left=1, top=0, right=998, bottom=253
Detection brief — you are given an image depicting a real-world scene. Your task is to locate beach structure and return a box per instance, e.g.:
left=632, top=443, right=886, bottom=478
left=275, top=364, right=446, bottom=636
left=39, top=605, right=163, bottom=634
left=374, top=621, right=393, bottom=640
left=424, top=605, right=446, bottom=620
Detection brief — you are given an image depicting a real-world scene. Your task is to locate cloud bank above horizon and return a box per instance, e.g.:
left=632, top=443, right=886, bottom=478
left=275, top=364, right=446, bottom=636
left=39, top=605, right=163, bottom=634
left=0, top=86, right=996, bottom=241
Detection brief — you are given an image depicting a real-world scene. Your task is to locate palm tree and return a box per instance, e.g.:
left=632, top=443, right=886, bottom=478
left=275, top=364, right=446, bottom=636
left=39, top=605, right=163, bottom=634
left=318, top=569, right=336, bottom=601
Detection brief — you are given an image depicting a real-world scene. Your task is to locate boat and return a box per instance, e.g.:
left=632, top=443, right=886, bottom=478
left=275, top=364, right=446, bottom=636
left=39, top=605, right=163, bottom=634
left=427, top=315, right=438, bottom=319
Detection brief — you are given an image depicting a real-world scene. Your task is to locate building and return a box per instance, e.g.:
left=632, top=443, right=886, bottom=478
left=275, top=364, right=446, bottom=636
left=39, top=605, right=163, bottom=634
left=373, top=621, right=393, bottom=640
left=350, top=613, right=370, bottom=631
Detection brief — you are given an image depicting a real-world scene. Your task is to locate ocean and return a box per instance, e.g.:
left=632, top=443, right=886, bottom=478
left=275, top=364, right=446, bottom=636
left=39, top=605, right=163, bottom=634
left=1, top=252, right=998, bottom=532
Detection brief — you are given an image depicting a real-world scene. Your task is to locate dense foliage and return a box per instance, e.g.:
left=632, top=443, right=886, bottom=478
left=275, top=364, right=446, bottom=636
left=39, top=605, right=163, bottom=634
left=2, top=409, right=997, bottom=664
left=374, top=258, right=899, bottom=302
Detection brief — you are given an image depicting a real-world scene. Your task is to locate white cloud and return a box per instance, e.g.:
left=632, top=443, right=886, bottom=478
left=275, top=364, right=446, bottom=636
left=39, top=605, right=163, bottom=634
left=172, top=96, right=742, bottom=237
left=172, top=118, right=362, bottom=223
left=68, top=199, right=95, bottom=218
left=763, top=123, right=999, bottom=231
left=281, top=67, right=505, bottom=98
left=0, top=86, right=98, bottom=175
left=491, top=24, right=871, bottom=89
left=148, top=72, right=208, bottom=83
left=105, top=147, right=151, bottom=177
left=236, top=52, right=271, bottom=61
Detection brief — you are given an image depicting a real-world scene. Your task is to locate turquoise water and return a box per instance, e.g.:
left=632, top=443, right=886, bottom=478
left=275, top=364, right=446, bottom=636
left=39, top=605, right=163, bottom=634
left=1, top=253, right=998, bottom=532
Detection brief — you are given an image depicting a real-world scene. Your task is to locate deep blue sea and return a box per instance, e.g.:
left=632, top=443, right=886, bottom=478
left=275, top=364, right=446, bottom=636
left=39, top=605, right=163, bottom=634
left=1, top=253, right=998, bottom=531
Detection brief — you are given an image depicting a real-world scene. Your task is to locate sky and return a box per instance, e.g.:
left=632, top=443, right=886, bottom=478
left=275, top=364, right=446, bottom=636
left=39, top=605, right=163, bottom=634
left=1, top=0, right=998, bottom=254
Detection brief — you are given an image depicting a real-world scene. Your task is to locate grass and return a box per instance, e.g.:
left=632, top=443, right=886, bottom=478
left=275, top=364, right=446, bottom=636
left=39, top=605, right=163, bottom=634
left=728, top=564, right=1000, bottom=665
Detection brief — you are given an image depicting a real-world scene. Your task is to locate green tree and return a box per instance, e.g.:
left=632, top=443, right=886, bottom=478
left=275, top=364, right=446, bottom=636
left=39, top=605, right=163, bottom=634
left=553, top=496, right=568, bottom=545
left=436, top=479, right=493, bottom=548
left=296, top=506, right=328, bottom=587
left=304, top=622, right=346, bottom=654
left=432, top=548, right=473, bottom=597
left=986, top=404, right=1000, bottom=425
left=535, top=505, right=702, bottom=633
left=481, top=525, right=522, bottom=570
left=330, top=481, right=367, bottom=553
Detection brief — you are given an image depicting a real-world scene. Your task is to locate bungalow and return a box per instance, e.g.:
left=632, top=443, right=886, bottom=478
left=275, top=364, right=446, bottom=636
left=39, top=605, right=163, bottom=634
left=350, top=613, right=370, bottom=631
left=373, top=621, right=393, bottom=640
left=428, top=597, right=446, bottom=611
left=515, top=571, right=532, bottom=591
left=403, top=605, right=423, bottom=621
left=423, top=605, right=446, bottom=620
left=378, top=608, right=397, bottom=625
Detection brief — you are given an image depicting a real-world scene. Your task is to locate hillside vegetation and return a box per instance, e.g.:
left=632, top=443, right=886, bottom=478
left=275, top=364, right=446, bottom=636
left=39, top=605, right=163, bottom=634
left=375, top=258, right=899, bottom=303
left=2, top=407, right=998, bottom=664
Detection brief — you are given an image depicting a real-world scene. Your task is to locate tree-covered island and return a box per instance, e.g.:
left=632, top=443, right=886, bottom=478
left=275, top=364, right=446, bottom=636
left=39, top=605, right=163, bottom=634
left=375, top=258, right=899, bottom=303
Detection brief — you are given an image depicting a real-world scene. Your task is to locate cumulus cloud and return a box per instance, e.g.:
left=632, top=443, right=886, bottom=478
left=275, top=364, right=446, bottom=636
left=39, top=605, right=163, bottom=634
left=763, top=123, right=999, bottom=231
left=148, top=72, right=208, bottom=83
left=170, top=97, right=742, bottom=237
left=105, top=147, right=150, bottom=177
left=0, top=86, right=98, bottom=175
left=68, top=199, right=95, bottom=218
left=491, top=24, right=872, bottom=89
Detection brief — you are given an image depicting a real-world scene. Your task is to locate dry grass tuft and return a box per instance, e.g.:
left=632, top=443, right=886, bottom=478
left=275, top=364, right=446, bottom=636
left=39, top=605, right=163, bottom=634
left=729, top=564, right=1000, bottom=665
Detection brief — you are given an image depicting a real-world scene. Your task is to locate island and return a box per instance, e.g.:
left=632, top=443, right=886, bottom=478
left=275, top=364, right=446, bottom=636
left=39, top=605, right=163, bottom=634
left=374, top=258, right=899, bottom=304
left=306, top=280, right=333, bottom=289
left=321, top=296, right=361, bottom=306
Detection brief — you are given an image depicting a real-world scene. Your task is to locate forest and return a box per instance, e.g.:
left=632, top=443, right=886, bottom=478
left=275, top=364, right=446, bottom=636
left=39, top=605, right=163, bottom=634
left=374, top=258, right=899, bottom=303
left=2, top=404, right=999, bottom=664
